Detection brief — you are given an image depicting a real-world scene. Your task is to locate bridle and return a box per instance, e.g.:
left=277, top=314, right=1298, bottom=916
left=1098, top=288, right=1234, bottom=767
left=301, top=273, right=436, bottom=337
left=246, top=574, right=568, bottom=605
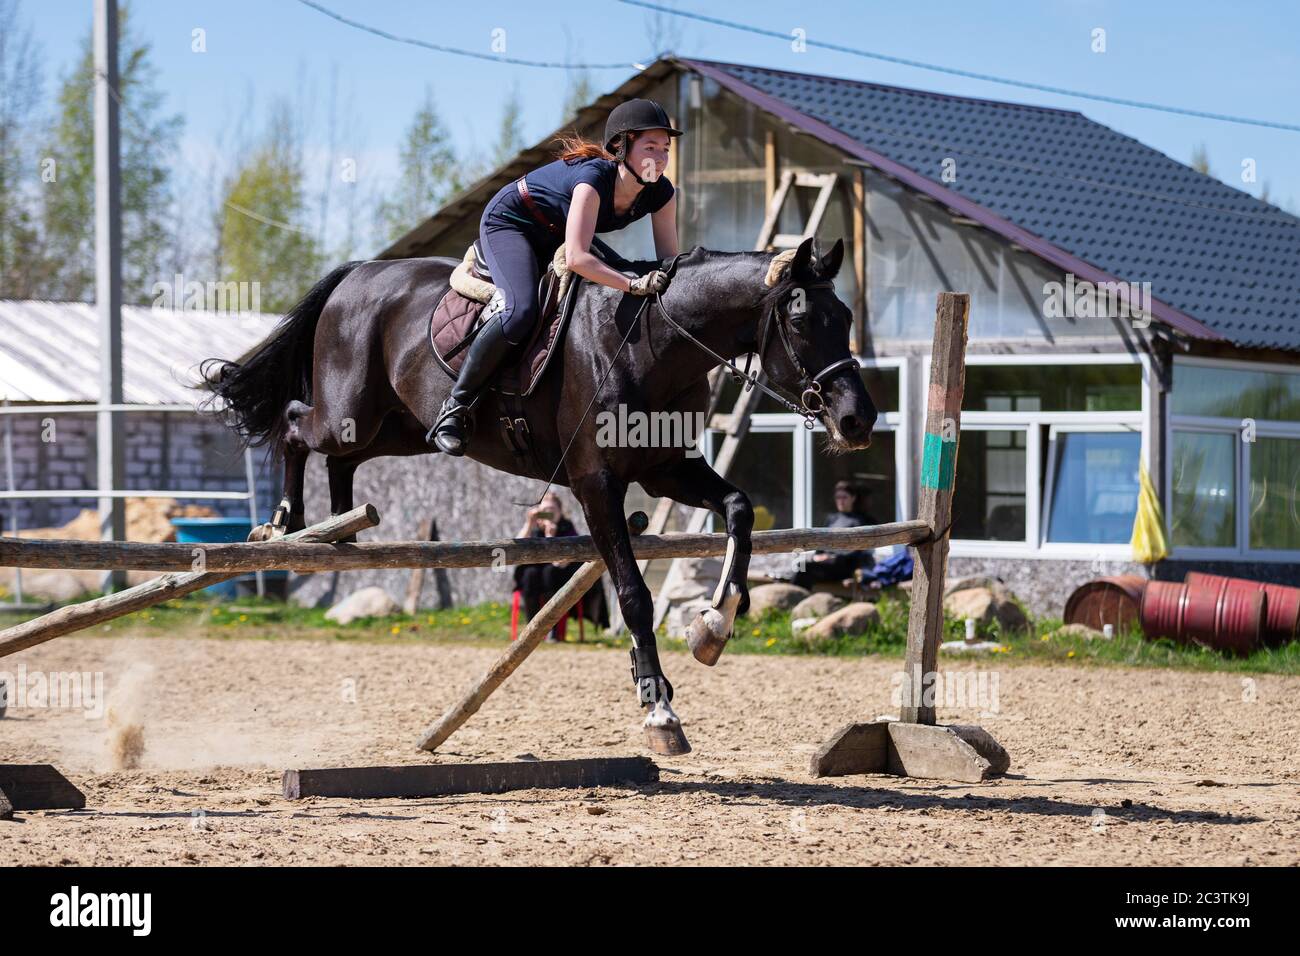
left=653, top=275, right=858, bottom=430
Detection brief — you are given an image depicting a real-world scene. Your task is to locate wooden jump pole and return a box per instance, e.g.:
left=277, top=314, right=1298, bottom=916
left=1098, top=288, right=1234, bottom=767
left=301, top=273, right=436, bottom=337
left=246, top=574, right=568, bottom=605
left=415, top=512, right=649, bottom=753
left=0, top=520, right=930, bottom=573
left=810, top=292, right=1010, bottom=783
left=0, top=505, right=379, bottom=659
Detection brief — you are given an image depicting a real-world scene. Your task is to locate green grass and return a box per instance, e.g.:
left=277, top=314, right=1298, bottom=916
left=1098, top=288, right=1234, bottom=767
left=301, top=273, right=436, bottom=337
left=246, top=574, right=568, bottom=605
left=2, top=588, right=1297, bottom=675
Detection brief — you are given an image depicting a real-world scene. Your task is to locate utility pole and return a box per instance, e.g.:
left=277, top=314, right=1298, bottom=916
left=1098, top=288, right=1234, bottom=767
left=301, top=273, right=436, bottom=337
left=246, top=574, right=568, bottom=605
left=94, top=0, right=126, bottom=591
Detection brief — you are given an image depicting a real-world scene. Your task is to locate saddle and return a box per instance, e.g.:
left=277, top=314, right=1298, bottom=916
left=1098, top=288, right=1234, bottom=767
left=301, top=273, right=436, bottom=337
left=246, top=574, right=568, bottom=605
left=429, top=241, right=581, bottom=399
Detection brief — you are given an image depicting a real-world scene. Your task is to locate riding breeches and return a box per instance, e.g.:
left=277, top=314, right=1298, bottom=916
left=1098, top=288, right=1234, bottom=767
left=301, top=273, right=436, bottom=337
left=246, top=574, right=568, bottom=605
left=478, top=184, right=556, bottom=346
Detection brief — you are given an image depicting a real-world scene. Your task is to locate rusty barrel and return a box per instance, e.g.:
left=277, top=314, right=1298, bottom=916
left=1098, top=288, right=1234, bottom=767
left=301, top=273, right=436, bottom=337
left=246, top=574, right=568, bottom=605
left=1140, top=580, right=1188, bottom=643
left=1063, top=575, right=1147, bottom=634
left=1186, top=571, right=1300, bottom=647
left=1144, top=576, right=1264, bottom=655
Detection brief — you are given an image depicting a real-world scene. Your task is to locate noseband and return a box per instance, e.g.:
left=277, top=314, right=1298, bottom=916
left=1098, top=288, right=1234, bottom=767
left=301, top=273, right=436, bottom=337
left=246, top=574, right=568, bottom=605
left=753, top=278, right=858, bottom=425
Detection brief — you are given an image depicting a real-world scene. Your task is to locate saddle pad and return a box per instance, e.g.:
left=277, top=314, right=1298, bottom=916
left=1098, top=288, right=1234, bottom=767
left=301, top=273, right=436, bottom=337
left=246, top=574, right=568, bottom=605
left=429, top=271, right=580, bottom=398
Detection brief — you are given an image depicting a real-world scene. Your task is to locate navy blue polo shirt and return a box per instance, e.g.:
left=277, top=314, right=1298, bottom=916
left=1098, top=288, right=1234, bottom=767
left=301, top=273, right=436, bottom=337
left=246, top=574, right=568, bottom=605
left=495, top=156, right=674, bottom=246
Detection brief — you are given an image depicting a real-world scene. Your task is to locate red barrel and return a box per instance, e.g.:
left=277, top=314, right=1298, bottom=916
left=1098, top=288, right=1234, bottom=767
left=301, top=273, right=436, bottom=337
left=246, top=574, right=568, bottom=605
left=1186, top=571, right=1300, bottom=647
left=1180, top=576, right=1224, bottom=645
left=1064, top=575, right=1147, bottom=633
left=1215, top=580, right=1265, bottom=654
left=1140, top=580, right=1188, bottom=643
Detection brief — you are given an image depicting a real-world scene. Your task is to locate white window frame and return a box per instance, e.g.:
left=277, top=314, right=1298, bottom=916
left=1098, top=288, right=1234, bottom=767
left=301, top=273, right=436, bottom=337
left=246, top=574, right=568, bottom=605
left=1168, top=355, right=1300, bottom=563
left=920, top=351, right=1149, bottom=560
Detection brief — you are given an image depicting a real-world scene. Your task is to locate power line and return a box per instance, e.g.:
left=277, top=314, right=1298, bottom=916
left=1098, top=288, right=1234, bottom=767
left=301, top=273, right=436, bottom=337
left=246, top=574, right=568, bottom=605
left=620, top=0, right=1300, bottom=134
left=295, top=0, right=642, bottom=70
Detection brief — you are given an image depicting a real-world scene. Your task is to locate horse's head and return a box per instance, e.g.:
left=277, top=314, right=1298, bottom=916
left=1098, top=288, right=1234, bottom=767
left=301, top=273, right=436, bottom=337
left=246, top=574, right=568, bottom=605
left=758, top=237, right=876, bottom=451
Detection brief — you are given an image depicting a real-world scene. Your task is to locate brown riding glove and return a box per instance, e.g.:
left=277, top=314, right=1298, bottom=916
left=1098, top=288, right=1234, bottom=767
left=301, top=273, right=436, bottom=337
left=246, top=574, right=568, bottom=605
left=628, top=270, right=670, bottom=296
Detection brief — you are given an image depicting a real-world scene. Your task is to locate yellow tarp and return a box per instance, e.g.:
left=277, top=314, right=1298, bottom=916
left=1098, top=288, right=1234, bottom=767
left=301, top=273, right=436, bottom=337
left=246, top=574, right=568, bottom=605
left=1130, top=462, right=1169, bottom=564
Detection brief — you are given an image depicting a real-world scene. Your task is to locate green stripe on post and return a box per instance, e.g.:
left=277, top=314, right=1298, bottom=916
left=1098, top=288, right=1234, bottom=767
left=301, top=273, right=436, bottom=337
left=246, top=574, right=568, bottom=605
left=920, top=431, right=956, bottom=490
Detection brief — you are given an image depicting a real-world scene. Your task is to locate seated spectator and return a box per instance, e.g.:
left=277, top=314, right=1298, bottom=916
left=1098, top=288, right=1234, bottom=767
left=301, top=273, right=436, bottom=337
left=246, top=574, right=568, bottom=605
left=791, top=480, right=879, bottom=589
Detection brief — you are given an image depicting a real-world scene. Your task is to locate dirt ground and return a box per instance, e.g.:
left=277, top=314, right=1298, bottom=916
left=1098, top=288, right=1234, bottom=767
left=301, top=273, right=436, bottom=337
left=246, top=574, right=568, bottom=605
left=3, top=633, right=1298, bottom=866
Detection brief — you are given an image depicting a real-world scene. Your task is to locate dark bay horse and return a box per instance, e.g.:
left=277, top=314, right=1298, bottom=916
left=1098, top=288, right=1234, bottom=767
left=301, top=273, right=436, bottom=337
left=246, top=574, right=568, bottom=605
left=204, top=236, right=877, bottom=755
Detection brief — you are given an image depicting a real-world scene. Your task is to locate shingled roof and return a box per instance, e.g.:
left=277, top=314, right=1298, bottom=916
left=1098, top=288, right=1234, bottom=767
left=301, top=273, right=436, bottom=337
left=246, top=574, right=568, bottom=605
left=682, top=57, right=1300, bottom=351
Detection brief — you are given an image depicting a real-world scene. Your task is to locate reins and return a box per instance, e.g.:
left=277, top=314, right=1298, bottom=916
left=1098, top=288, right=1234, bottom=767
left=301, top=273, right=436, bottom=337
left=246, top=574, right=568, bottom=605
left=518, top=264, right=855, bottom=507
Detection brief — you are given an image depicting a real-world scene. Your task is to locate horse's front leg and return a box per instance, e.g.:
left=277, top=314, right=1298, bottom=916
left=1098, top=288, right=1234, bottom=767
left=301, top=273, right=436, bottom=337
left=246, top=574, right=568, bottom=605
left=571, top=468, right=690, bottom=756
left=640, top=454, right=754, bottom=665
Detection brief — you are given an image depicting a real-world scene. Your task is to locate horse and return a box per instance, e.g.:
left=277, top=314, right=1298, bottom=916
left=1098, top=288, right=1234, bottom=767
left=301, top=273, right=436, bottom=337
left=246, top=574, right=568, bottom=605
left=203, top=235, right=877, bottom=755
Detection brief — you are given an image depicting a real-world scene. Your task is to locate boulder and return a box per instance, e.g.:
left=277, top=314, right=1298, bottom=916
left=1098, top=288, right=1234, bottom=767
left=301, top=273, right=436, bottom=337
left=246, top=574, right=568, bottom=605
left=1050, top=623, right=1109, bottom=641
left=943, top=574, right=1007, bottom=598
left=790, top=592, right=846, bottom=621
left=743, top=582, right=810, bottom=616
left=325, top=586, right=399, bottom=625
left=661, top=557, right=724, bottom=602
left=944, top=585, right=1029, bottom=633
left=801, top=602, right=880, bottom=645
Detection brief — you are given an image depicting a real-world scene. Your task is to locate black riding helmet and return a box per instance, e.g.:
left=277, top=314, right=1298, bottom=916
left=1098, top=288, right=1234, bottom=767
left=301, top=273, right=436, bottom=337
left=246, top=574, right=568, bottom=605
left=604, top=98, right=683, bottom=185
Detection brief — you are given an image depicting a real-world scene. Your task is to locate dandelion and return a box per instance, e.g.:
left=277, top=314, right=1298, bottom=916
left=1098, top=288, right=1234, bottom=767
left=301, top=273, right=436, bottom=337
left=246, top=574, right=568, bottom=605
left=751, top=628, right=760, bottom=636
left=239, top=614, right=248, bottom=623
left=1067, top=650, right=1076, bottom=659
left=460, top=617, right=471, bottom=625
left=390, top=625, right=401, bottom=635
left=1040, top=634, right=1050, bottom=642
left=765, top=637, right=777, bottom=648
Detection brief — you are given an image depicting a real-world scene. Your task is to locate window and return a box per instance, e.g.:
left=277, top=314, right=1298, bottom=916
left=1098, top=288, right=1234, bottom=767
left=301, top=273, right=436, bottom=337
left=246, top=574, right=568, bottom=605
left=1172, top=364, right=1300, bottom=420
left=966, top=364, right=1141, bottom=412
left=1045, top=429, right=1141, bottom=544
left=938, top=358, right=1146, bottom=554
left=1169, top=359, right=1300, bottom=558
left=1171, top=431, right=1236, bottom=548
left=953, top=429, right=1027, bottom=541
left=1249, top=437, right=1300, bottom=551
left=706, top=428, right=795, bottom=530
left=810, top=430, right=897, bottom=528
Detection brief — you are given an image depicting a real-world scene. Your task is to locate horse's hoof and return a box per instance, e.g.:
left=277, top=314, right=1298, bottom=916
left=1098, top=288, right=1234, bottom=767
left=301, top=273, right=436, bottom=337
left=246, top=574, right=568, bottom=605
left=686, top=584, right=742, bottom=666
left=644, top=719, right=691, bottom=756
left=642, top=700, right=691, bottom=756
left=247, top=522, right=284, bottom=542
left=686, top=613, right=729, bottom=666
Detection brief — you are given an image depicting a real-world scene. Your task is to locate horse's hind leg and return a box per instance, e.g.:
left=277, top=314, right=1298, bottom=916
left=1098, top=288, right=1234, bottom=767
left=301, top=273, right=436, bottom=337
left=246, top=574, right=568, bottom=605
left=326, top=457, right=359, bottom=543
left=571, top=467, right=690, bottom=757
left=251, top=442, right=308, bottom=541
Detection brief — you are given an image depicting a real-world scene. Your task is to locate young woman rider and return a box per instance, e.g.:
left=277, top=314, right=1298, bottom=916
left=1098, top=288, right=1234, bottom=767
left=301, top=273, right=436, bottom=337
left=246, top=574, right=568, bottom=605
left=429, top=98, right=684, bottom=456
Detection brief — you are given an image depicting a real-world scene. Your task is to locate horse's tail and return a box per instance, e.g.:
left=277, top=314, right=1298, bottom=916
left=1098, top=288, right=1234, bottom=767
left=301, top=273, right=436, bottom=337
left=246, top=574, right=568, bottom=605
left=201, top=261, right=363, bottom=455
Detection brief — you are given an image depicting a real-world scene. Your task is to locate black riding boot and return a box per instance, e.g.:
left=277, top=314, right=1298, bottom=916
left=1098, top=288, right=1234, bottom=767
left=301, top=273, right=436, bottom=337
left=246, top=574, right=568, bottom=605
left=427, top=311, right=519, bottom=456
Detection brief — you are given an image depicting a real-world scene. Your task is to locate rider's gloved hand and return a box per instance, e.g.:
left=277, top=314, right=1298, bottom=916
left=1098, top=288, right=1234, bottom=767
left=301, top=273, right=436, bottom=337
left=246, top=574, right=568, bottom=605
left=628, top=269, right=670, bottom=296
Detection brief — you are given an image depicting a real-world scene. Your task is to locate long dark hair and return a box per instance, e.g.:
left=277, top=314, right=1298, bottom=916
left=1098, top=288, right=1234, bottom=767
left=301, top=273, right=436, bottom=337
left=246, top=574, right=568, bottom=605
left=554, top=129, right=642, bottom=164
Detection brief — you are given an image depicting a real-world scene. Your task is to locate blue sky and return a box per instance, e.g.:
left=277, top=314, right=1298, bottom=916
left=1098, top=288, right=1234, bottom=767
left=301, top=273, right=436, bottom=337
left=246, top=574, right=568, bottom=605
left=24, top=0, right=1300, bottom=213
